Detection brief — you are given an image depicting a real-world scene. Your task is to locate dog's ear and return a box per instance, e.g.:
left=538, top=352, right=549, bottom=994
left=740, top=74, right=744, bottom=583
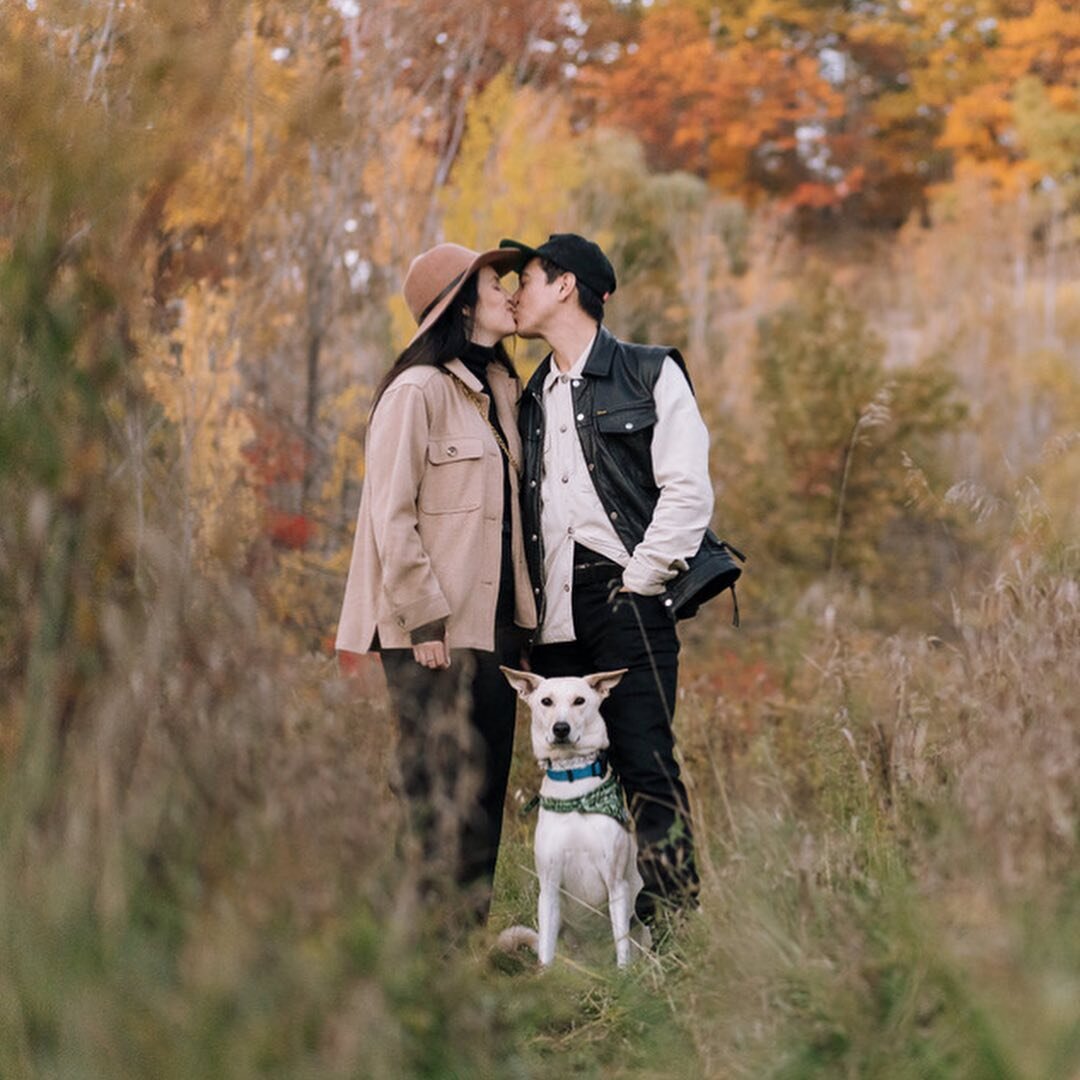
left=499, top=666, right=543, bottom=699
left=584, top=669, right=628, bottom=698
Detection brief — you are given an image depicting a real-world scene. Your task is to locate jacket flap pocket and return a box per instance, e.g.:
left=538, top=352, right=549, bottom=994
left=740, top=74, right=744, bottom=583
left=595, top=402, right=657, bottom=434
left=427, top=436, right=484, bottom=465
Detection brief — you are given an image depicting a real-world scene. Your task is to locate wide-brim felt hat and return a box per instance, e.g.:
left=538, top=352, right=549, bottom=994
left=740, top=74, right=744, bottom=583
left=403, top=243, right=520, bottom=347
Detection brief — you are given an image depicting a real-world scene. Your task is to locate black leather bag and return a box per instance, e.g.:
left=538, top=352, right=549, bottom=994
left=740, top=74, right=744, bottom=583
left=659, top=530, right=746, bottom=623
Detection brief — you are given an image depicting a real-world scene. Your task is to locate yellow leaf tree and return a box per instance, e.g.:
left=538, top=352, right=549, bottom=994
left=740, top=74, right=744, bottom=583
left=142, top=284, right=258, bottom=571
left=440, top=68, right=583, bottom=259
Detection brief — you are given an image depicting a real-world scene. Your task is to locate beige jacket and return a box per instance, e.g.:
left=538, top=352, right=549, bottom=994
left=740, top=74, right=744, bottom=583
left=335, top=358, right=537, bottom=653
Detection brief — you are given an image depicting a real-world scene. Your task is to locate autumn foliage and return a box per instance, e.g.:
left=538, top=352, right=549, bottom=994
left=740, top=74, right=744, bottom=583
left=1, top=1, right=1078, bottom=1076
left=584, top=0, right=1080, bottom=224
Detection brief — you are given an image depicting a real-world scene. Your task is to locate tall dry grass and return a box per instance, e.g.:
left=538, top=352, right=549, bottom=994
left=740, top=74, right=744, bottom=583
left=0, top=6, right=524, bottom=1075
left=665, top=502, right=1080, bottom=1078
left=6, top=469, right=1077, bottom=1077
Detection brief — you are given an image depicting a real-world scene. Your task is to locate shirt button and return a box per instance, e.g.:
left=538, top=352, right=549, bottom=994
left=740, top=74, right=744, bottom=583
left=560, top=424, right=567, bottom=433
left=563, top=583, right=570, bottom=592
left=559, top=374, right=569, bottom=383
left=567, top=526, right=574, bottom=536
left=447, top=445, right=458, bottom=454
left=561, top=475, right=569, bottom=484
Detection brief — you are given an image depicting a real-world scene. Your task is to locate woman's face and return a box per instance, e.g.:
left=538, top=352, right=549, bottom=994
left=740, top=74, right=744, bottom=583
left=468, top=265, right=516, bottom=345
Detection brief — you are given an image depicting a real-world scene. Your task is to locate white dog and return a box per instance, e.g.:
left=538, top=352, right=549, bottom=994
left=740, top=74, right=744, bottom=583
left=498, top=667, right=648, bottom=968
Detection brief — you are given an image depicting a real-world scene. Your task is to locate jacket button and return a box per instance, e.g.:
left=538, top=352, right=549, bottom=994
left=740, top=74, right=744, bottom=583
left=530, top=480, right=537, bottom=488
left=576, top=413, right=584, bottom=421
left=534, top=586, right=540, bottom=594
left=624, top=422, right=634, bottom=430
left=572, top=379, right=581, bottom=387
left=531, top=534, right=538, bottom=541
left=610, top=511, right=618, bottom=520
left=535, top=427, right=541, bottom=435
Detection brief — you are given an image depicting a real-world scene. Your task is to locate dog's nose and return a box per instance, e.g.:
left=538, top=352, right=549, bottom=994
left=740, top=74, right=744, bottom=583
left=552, top=721, right=571, bottom=742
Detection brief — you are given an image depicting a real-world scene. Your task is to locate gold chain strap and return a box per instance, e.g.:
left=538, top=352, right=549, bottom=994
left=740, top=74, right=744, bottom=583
left=456, top=380, right=520, bottom=473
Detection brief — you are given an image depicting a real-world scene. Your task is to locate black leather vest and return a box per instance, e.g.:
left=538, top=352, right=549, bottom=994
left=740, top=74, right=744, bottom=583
left=518, top=325, right=693, bottom=626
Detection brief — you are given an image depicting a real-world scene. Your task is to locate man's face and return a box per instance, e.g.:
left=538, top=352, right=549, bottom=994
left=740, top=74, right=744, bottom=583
left=511, top=257, right=567, bottom=340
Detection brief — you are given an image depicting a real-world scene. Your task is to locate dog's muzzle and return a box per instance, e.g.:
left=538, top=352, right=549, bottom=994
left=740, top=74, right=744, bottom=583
left=550, top=721, right=572, bottom=744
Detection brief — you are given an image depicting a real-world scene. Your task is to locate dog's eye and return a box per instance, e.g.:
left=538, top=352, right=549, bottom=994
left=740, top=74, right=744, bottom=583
left=573, top=696, right=585, bottom=706
left=540, top=697, right=553, bottom=707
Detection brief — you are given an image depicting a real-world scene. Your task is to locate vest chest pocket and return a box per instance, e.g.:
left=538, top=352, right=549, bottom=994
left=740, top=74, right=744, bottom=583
left=595, top=401, right=657, bottom=434
left=592, top=401, right=658, bottom=490
left=419, top=436, right=485, bottom=514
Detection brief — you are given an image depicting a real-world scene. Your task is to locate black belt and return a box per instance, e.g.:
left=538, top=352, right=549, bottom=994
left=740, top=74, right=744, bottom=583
left=572, top=544, right=622, bottom=585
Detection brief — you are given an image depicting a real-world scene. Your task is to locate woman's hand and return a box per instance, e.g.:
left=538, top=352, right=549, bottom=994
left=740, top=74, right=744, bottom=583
left=412, top=639, right=451, bottom=669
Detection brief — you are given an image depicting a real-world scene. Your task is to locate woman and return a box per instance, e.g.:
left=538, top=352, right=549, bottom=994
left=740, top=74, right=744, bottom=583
left=336, top=243, right=536, bottom=921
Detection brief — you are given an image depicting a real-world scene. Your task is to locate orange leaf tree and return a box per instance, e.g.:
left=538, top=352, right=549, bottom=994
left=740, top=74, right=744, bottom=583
left=585, top=4, right=845, bottom=203
left=581, top=0, right=1080, bottom=227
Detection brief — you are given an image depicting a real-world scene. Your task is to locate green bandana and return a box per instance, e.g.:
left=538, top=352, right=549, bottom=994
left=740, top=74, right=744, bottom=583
left=538, top=773, right=630, bottom=828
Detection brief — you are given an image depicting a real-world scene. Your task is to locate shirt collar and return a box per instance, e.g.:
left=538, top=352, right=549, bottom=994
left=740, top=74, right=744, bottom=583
left=542, top=331, right=597, bottom=394
left=445, top=357, right=484, bottom=393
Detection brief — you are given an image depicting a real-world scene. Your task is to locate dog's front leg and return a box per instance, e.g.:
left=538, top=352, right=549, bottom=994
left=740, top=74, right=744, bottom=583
left=608, top=878, right=633, bottom=968
left=536, top=879, right=561, bottom=967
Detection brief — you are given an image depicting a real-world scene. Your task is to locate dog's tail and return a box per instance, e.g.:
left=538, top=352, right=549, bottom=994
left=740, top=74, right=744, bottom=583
left=494, top=925, right=538, bottom=954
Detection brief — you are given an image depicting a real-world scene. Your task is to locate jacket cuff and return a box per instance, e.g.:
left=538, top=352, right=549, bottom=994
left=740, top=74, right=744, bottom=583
left=389, top=592, right=452, bottom=636
left=410, top=618, right=447, bottom=645
left=621, top=558, right=669, bottom=596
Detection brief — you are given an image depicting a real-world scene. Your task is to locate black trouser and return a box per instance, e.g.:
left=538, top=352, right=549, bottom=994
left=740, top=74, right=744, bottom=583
left=380, top=621, right=521, bottom=923
left=529, top=545, right=699, bottom=921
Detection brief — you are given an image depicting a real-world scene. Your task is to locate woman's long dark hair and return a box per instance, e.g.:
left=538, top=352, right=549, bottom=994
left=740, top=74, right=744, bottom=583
left=370, top=271, right=516, bottom=416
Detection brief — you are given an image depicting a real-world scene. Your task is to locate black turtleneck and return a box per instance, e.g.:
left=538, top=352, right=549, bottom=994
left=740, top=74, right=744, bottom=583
left=460, top=341, right=498, bottom=386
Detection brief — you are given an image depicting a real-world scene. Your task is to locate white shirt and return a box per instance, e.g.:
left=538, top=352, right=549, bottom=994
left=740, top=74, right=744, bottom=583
left=538, top=336, right=714, bottom=644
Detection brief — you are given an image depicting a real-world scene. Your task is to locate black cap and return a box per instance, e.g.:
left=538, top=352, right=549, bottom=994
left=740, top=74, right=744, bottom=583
left=499, top=233, right=617, bottom=300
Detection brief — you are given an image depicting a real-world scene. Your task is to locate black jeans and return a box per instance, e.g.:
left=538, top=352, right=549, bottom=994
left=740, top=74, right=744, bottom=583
left=380, top=623, right=522, bottom=923
left=529, top=546, right=699, bottom=921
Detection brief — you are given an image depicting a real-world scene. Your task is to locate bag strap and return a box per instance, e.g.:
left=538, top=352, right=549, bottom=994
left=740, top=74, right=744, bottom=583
left=454, top=379, right=520, bottom=473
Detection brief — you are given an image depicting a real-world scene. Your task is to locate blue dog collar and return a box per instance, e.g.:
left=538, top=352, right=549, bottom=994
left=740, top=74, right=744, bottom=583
left=546, top=752, right=608, bottom=782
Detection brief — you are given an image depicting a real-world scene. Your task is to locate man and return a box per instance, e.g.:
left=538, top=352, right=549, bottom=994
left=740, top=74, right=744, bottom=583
left=500, top=232, right=714, bottom=924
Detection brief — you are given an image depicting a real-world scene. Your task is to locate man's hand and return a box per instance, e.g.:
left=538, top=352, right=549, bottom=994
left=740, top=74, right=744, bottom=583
left=412, top=639, right=451, bottom=669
